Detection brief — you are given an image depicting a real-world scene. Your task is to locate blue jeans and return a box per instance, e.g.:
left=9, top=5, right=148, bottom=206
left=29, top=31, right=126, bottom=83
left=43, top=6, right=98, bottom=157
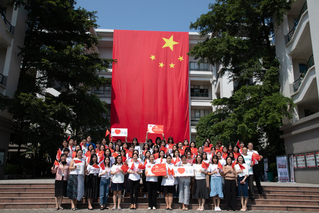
left=100, top=178, right=110, bottom=205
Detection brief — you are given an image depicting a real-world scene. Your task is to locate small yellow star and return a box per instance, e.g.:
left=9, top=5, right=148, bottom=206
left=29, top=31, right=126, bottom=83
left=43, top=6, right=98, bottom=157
left=169, top=63, right=175, bottom=68
left=159, top=62, right=164, bottom=68
left=178, top=56, right=184, bottom=61
left=162, top=35, right=179, bottom=51
left=150, top=55, right=156, bottom=60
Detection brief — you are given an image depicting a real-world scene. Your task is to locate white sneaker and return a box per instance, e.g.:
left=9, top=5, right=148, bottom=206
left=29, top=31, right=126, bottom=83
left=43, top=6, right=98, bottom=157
left=153, top=207, right=156, bottom=210
left=214, top=207, right=218, bottom=211
left=148, top=207, right=152, bottom=210
left=216, top=207, right=221, bottom=211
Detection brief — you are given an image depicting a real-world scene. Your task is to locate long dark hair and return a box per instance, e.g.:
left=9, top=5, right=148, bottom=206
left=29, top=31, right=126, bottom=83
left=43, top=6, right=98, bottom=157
left=225, top=156, right=233, bottom=166
left=196, top=154, right=203, bottom=164
left=102, top=156, right=111, bottom=167
left=237, top=155, right=245, bottom=164
left=114, top=155, right=123, bottom=165
left=89, top=154, right=98, bottom=165
left=211, top=155, right=219, bottom=165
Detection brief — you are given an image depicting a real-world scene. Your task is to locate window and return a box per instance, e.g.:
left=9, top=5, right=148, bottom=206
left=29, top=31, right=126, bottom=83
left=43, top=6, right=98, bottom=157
left=94, top=82, right=112, bottom=96
left=191, top=85, right=209, bottom=97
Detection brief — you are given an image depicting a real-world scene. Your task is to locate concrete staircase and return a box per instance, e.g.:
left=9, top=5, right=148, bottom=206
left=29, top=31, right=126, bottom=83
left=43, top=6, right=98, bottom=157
left=0, top=182, right=318, bottom=211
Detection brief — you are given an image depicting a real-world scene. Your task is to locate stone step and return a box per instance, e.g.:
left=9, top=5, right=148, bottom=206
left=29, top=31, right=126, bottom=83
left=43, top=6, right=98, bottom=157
left=261, top=186, right=319, bottom=192
left=0, top=192, right=54, bottom=197
left=0, top=184, right=54, bottom=188
left=263, top=189, right=319, bottom=196
left=255, top=193, right=319, bottom=200
left=0, top=187, right=54, bottom=193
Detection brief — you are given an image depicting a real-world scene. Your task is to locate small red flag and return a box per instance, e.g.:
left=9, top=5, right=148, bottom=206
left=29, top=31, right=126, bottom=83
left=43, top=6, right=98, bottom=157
left=112, top=152, right=119, bottom=158
left=74, top=159, right=82, bottom=164
left=231, top=161, right=237, bottom=169
left=142, top=150, right=147, bottom=156
left=178, top=149, right=184, bottom=156
left=121, top=164, right=129, bottom=173
left=236, top=140, right=240, bottom=148
left=160, top=146, right=168, bottom=153
left=222, top=152, right=228, bottom=159
left=203, top=147, right=211, bottom=153
left=99, top=162, right=106, bottom=170
left=130, top=162, right=135, bottom=171
left=238, top=163, right=245, bottom=170
left=54, top=160, right=59, bottom=166
left=128, top=150, right=133, bottom=158
left=153, top=153, right=159, bottom=159
left=92, top=163, right=100, bottom=169
left=173, top=157, right=180, bottom=166
left=56, top=149, right=62, bottom=160
left=109, top=148, right=114, bottom=153
left=105, top=129, right=111, bottom=138
left=122, top=156, right=127, bottom=163
left=202, top=161, right=209, bottom=170
left=209, top=144, right=213, bottom=148
left=67, top=136, right=71, bottom=142
left=72, top=151, right=76, bottom=159
left=138, top=163, right=145, bottom=170
left=98, top=154, right=105, bottom=164
left=251, top=153, right=260, bottom=165
left=218, top=162, right=223, bottom=169
left=85, top=152, right=91, bottom=158
left=191, top=148, right=198, bottom=156
left=86, top=156, right=91, bottom=165
left=168, top=144, right=174, bottom=149
left=183, top=146, right=189, bottom=150
left=234, top=152, right=240, bottom=159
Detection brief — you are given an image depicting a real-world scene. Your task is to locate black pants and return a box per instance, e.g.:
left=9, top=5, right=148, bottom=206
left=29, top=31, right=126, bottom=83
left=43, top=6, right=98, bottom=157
left=129, top=179, right=139, bottom=204
left=253, top=164, right=263, bottom=193
left=225, top=179, right=237, bottom=211
left=248, top=175, right=254, bottom=197
left=147, top=181, right=157, bottom=208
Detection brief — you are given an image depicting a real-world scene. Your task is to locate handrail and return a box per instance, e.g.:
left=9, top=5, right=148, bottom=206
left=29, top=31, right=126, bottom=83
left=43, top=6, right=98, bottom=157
left=189, top=62, right=210, bottom=71
left=0, top=7, right=14, bottom=35
left=293, top=54, right=314, bottom=92
left=287, top=1, right=307, bottom=43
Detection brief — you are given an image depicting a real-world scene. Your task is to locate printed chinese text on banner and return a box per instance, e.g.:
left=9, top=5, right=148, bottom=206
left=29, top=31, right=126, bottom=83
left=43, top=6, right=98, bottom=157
left=111, top=30, right=190, bottom=142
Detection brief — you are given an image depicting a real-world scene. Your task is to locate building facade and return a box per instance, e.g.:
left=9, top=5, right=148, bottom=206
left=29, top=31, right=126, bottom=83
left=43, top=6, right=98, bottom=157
left=0, top=1, right=27, bottom=178
left=92, top=29, right=234, bottom=143
left=274, top=0, right=319, bottom=183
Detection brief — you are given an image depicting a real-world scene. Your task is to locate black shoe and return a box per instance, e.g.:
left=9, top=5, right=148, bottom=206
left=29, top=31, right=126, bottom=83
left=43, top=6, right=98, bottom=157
left=249, top=196, right=255, bottom=201
left=260, top=191, right=266, bottom=196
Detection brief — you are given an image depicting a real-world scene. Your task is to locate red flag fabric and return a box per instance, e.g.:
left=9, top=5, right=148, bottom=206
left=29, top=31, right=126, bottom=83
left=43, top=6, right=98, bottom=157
left=138, top=163, right=145, bottom=170
left=173, top=157, right=180, bottom=166
left=236, top=140, right=240, bottom=148
left=72, top=151, right=76, bottom=159
left=67, top=136, right=71, bottom=142
left=153, top=153, right=159, bottom=159
left=234, top=152, right=240, bottom=159
left=251, top=153, right=260, bottom=164
left=218, top=162, right=223, bottom=169
left=168, top=144, right=174, bottom=149
left=111, top=30, right=190, bottom=142
left=179, top=149, right=184, bottom=156
left=168, top=168, right=175, bottom=176
left=222, top=152, right=228, bottom=159
left=105, top=129, right=111, bottom=138
left=85, top=152, right=91, bottom=158
left=238, top=163, right=245, bottom=170
left=112, top=152, right=119, bottom=158
left=74, top=159, right=82, bottom=164
left=121, top=164, right=129, bottom=173
left=142, top=150, right=147, bottom=156
left=92, top=163, right=100, bottom=169
left=130, top=162, right=135, bottom=171
left=128, top=151, right=133, bottom=158
left=99, top=162, right=105, bottom=170
left=202, top=161, right=209, bottom=170
left=203, top=147, right=211, bottom=153
left=231, top=161, right=237, bottom=169
left=122, top=156, right=127, bottom=163
left=191, top=148, right=198, bottom=156
left=56, top=149, right=62, bottom=160
left=160, top=146, right=168, bottom=154
left=54, top=160, right=59, bottom=166
left=98, top=154, right=105, bottom=164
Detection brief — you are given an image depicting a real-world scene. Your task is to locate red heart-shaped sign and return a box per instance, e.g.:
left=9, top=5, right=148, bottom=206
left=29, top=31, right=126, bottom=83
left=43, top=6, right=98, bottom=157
left=115, top=129, right=121, bottom=134
left=178, top=168, right=185, bottom=174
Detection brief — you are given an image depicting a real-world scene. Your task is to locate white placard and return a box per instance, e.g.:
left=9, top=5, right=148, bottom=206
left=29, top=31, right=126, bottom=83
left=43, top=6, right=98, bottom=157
left=276, top=156, right=289, bottom=182
left=292, top=155, right=297, bottom=169
left=306, top=153, right=316, bottom=168
left=316, top=152, right=319, bottom=168
left=111, top=128, right=128, bottom=137
left=297, top=154, right=306, bottom=168
left=289, top=155, right=295, bottom=182
left=147, top=124, right=164, bottom=134
left=173, top=165, right=194, bottom=177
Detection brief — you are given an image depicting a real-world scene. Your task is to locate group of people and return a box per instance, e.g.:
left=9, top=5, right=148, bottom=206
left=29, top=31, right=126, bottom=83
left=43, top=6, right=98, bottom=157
left=52, top=134, right=264, bottom=211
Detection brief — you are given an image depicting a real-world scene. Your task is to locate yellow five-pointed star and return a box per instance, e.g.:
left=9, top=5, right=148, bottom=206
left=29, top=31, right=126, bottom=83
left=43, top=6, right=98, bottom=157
left=169, top=63, right=175, bottom=68
left=159, top=62, right=164, bottom=68
left=162, top=35, right=179, bottom=51
left=178, top=56, right=184, bottom=61
left=150, top=55, right=156, bottom=60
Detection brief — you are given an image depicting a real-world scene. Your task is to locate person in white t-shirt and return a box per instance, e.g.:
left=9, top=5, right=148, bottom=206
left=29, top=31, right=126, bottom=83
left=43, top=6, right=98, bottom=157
left=99, top=156, right=111, bottom=210
left=161, top=155, right=175, bottom=210
left=207, top=155, right=223, bottom=211
left=127, top=153, right=143, bottom=209
left=193, top=154, right=209, bottom=211
left=146, top=154, right=158, bottom=210
left=178, top=155, right=191, bottom=210
left=110, top=156, right=125, bottom=210
left=235, top=155, right=249, bottom=211
left=242, top=147, right=254, bottom=201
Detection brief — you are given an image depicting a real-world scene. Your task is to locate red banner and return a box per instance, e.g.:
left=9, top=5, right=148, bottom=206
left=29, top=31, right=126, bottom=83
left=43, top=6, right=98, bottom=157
left=145, top=163, right=167, bottom=176
left=111, top=30, right=190, bottom=142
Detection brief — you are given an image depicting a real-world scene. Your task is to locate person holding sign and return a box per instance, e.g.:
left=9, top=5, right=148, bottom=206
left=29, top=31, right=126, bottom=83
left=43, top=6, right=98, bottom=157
left=193, top=154, right=209, bottom=211
left=156, top=150, right=166, bottom=198
left=127, top=153, right=143, bottom=209
left=110, top=156, right=126, bottom=210
left=178, top=155, right=191, bottom=210
left=146, top=154, right=158, bottom=210
left=207, top=155, right=223, bottom=211
left=161, top=155, right=175, bottom=210
left=85, top=154, right=100, bottom=210
left=235, top=155, right=249, bottom=211
left=67, top=150, right=86, bottom=211
left=51, top=153, right=69, bottom=210
left=99, top=156, right=111, bottom=210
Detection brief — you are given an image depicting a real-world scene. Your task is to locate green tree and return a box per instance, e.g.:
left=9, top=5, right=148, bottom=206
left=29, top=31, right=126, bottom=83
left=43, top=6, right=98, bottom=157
left=0, top=0, right=110, bottom=177
left=190, top=0, right=294, bottom=160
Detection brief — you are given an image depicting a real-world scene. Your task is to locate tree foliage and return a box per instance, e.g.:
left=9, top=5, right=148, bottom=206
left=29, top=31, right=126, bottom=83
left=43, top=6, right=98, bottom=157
left=190, top=0, right=294, bottom=157
left=0, top=0, right=110, bottom=176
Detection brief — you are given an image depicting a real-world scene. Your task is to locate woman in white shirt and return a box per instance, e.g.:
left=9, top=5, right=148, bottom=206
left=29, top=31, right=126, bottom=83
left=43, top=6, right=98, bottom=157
left=85, top=154, right=100, bottom=210
left=146, top=154, right=158, bottom=210
left=110, top=155, right=125, bottom=210
left=156, top=150, right=166, bottom=198
left=178, top=155, right=191, bottom=210
left=193, top=154, right=209, bottom=211
left=207, top=155, right=223, bottom=211
left=99, top=156, right=111, bottom=210
left=161, top=155, right=175, bottom=210
left=235, top=155, right=249, bottom=211
left=127, top=153, right=143, bottom=209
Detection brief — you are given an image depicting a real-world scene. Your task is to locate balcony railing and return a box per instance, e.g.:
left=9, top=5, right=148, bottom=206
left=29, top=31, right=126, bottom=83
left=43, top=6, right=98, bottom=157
left=287, top=1, right=307, bottom=43
left=293, top=54, right=314, bottom=92
left=0, top=7, right=14, bottom=35
left=0, top=73, right=5, bottom=86
left=94, top=89, right=111, bottom=97
left=191, top=117, right=200, bottom=122
left=190, top=94, right=212, bottom=100
left=189, top=62, right=210, bottom=71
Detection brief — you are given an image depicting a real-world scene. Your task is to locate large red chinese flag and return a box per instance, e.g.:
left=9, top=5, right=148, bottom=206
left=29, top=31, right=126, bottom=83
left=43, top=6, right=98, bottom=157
left=111, top=30, right=189, bottom=142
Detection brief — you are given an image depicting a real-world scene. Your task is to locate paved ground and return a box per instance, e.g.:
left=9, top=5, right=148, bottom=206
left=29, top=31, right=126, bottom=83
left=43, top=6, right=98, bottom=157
left=0, top=209, right=318, bottom=213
